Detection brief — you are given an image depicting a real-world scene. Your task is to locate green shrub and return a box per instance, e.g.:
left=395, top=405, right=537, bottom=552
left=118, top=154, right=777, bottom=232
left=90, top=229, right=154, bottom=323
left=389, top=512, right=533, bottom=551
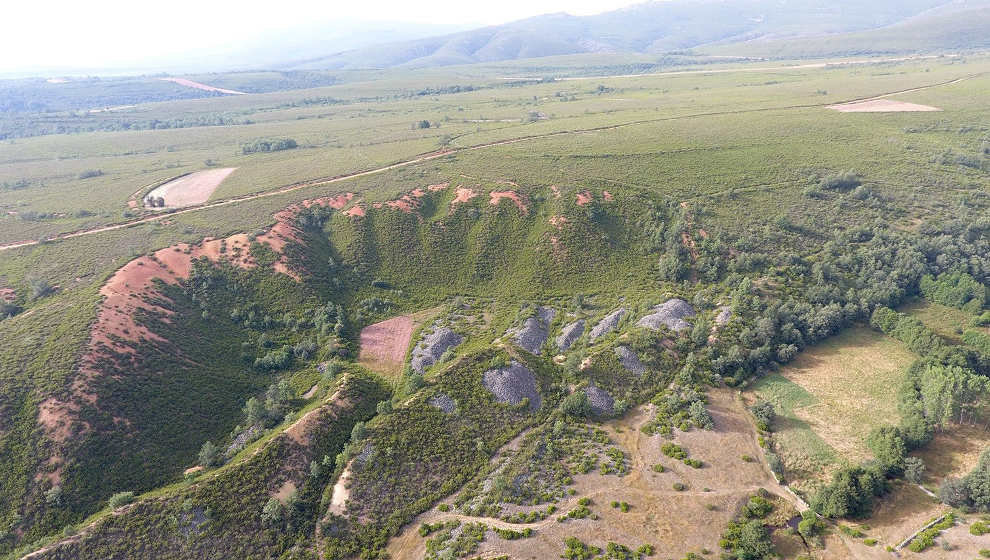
left=108, top=492, right=134, bottom=509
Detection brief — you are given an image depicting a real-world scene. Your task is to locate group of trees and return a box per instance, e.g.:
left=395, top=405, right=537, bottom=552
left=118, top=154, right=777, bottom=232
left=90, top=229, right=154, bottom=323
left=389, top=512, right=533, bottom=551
left=241, top=138, right=297, bottom=154
left=144, top=196, right=166, bottom=208
left=920, top=271, right=987, bottom=312
left=940, top=449, right=990, bottom=511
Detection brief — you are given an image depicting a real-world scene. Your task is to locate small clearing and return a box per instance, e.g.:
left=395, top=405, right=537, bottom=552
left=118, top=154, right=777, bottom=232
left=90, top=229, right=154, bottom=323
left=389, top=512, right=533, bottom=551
left=158, top=77, right=246, bottom=95
left=358, top=309, right=436, bottom=376
left=144, top=168, right=237, bottom=208
left=827, top=99, right=941, bottom=112
left=749, top=326, right=916, bottom=491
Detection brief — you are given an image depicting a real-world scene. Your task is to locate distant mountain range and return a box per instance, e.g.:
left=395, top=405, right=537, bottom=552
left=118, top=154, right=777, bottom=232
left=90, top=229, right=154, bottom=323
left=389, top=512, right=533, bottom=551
left=286, top=0, right=990, bottom=70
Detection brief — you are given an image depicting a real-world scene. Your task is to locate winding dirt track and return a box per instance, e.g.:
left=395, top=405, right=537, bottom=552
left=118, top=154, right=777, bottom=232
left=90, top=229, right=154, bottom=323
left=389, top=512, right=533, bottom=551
left=1, top=71, right=981, bottom=253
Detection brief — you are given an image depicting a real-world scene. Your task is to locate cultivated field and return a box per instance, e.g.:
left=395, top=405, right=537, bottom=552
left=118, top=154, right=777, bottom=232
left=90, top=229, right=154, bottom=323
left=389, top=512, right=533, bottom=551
left=143, top=168, right=237, bottom=208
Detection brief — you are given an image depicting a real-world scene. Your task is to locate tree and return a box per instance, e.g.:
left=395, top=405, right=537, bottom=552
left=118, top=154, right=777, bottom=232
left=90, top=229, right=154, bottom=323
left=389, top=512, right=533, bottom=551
left=350, top=421, right=367, bottom=443
left=244, top=396, right=265, bottom=426
left=260, top=497, right=284, bottom=527
left=27, top=277, right=53, bottom=300
left=689, top=400, right=714, bottom=430
left=866, top=425, right=906, bottom=476
left=562, top=391, right=592, bottom=418
left=45, top=485, right=63, bottom=506
left=904, top=457, right=926, bottom=485
left=750, top=401, right=775, bottom=431
left=198, top=440, right=220, bottom=467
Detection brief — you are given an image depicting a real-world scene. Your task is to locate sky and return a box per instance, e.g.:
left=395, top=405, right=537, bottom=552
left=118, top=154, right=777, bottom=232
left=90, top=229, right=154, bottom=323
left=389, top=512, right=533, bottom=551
left=1, top=0, right=641, bottom=74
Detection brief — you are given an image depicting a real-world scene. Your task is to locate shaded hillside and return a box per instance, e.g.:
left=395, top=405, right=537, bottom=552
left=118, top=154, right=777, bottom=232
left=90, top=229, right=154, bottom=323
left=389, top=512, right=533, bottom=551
left=703, top=4, right=990, bottom=58
left=290, top=0, right=953, bottom=69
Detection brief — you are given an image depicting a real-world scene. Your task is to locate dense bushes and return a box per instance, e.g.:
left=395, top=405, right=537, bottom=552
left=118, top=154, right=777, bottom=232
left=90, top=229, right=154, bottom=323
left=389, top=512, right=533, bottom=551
left=812, top=465, right=889, bottom=519
left=940, top=449, right=990, bottom=511
left=920, top=271, right=987, bottom=312
left=241, top=138, right=297, bottom=154
left=819, top=171, right=862, bottom=191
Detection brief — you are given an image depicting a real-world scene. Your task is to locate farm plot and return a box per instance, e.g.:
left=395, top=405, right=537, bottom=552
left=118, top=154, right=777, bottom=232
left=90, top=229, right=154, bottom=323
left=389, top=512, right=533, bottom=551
left=144, top=168, right=237, bottom=208
left=827, top=99, right=941, bottom=112
left=357, top=308, right=439, bottom=377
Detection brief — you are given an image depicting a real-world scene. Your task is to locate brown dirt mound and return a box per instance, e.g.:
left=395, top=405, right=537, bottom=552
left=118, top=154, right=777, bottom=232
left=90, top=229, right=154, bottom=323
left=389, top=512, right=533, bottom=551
left=345, top=205, right=366, bottom=217
left=0, top=287, right=16, bottom=302
left=550, top=185, right=561, bottom=198
left=452, top=187, right=478, bottom=205
left=576, top=190, right=593, bottom=205
left=602, top=190, right=614, bottom=201
left=827, top=99, right=941, bottom=112
left=489, top=191, right=528, bottom=213
left=549, top=216, right=568, bottom=230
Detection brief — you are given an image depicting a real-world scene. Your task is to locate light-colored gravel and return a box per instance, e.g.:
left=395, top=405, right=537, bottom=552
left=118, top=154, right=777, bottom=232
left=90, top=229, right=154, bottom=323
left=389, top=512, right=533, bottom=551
left=637, top=298, right=695, bottom=332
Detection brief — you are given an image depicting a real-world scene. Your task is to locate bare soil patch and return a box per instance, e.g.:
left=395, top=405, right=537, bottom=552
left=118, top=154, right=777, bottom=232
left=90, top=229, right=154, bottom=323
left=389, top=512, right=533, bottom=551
left=576, top=190, right=593, bottom=205
left=158, top=77, right=246, bottom=95
left=827, top=99, right=941, bottom=112
left=144, top=168, right=237, bottom=208
left=488, top=191, right=528, bottom=213
left=387, top=389, right=794, bottom=559
left=358, top=310, right=437, bottom=376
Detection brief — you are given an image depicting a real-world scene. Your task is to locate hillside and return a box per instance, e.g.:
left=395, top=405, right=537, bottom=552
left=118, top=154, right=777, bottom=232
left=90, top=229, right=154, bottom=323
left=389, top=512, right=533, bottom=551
left=1, top=53, right=990, bottom=560
left=703, top=3, right=990, bottom=58
left=289, top=0, right=958, bottom=69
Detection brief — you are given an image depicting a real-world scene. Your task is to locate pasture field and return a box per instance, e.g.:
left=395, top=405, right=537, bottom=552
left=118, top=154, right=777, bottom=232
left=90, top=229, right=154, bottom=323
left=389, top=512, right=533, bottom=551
left=2, top=55, right=989, bottom=246
left=748, top=327, right=917, bottom=493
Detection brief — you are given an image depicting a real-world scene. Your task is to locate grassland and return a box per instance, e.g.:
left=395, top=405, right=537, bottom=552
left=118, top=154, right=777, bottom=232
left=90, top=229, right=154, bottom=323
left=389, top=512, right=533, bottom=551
left=3, top=55, right=989, bottom=247
left=749, top=327, right=917, bottom=492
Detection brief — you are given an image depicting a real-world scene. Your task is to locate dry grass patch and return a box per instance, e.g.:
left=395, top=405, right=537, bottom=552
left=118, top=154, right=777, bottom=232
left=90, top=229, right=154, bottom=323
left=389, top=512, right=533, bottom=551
left=386, top=389, right=797, bottom=559
left=898, top=298, right=975, bottom=345
left=144, top=168, right=237, bottom=208
left=827, top=99, right=941, bottom=112
left=750, top=327, right=915, bottom=490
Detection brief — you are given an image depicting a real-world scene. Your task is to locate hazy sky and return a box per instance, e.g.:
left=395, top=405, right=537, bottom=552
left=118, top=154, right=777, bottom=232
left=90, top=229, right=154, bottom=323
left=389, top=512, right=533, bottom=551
left=1, top=0, right=640, bottom=73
